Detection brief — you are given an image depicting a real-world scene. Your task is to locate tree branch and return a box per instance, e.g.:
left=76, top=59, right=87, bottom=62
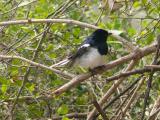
left=141, top=35, right=160, bottom=120
left=92, top=99, right=109, bottom=120
left=52, top=43, right=157, bottom=97
left=52, top=113, right=87, bottom=120
left=148, top=96, right=160, bottom=120
left=105, top=67, right=160, bottom=82
left=0, top=55, right=74, bottom=79
left=87, top=60, right=138, bottom=120
left=0, top=18, right=99, bottom=29
left=0, top=18, right=137, bottom=52
left=119, top=77, right=145, bottom=120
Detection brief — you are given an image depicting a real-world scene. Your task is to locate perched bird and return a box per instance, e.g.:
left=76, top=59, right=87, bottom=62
left=51, top=29, right=111, bottom=69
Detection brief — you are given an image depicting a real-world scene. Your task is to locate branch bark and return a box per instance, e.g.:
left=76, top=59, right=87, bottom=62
left=118, top=77, right=145, bottom=120
left=0, top=55, right=74, bottom=79
left=52, top=43, right=156, bottom=97
left=0, top=18, right=137, bottom=52
left=0, top=18, right=99, bottom=28
left=92, top=99, right=109, bottom=120
left=105, top=66, right=160, bottom=82
left=52, top=113, right=87, bottom=120
left=148, top=96, right=160, bottom=120
left=87, top=60, right=138, bottom=120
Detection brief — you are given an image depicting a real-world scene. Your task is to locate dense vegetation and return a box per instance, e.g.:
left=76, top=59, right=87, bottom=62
left=0, top=0, right=160, bottom=120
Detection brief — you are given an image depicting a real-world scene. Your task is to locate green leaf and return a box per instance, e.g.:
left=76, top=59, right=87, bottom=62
left=76, top=96, right=87, bottom=105
left=142, top=0, right=147, bottom=4
left=49, top=53, right=57, bottom=59
left=11, top=69, right=19, bottom=76
left=73, top=28, right=81, bottom=37
left=62, top=117, right=71, bottom=120
left=128, top=27, right=136, bottom=36
left=27, top=83, right=35, bottom=92
left=133, top=1, right=140, bottom=8
left=114, top=19, right=121, bottom=29
left=45, top=44, right=54, bottom=51
left=145, top=34, right=154, bottom=45
left=18, top=0, right=37, bottom=7
left=1, top=85, right=7, bottom=93
left=0, top=76, right=10, bottom=84
left=57, top=104, right=69, bottom=115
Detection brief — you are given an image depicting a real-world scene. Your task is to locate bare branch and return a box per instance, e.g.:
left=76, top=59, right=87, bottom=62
left=119, top=77, right=145, bottom=120
left=104, top=75, right=143, bottom=110
left=141, top=35, right=160, bottom=120
left=52, top=113, right=87, bottom=120
left=105, top=67, right=160, bottom=82
left=0, top=0, right=37, bottom=15
left=108, top=16, right=160, bottom=20
left=87, top=42, right=157, bottom=120
left=148, top=96, right=160, bottom=120
left=0, top=18, right=99, bottom=29
left=92, top=99, right=109, bottom=120
left=0, top=18, right=137, bottom=52
left=145, top=65, right=160, bottom=69
left=0, top=55, right=74, bottom=79
left=52, top=43, right=157, bottom=97
left=112, top=34, right=137, bottom=51
left=87, top=60, right=138, bottom=120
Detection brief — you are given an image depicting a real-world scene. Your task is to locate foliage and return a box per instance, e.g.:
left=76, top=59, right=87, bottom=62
left=0, top=0, right=160, bottom=120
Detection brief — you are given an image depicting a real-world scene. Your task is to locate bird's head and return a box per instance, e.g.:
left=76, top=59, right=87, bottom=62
left=92, top=29, right=111, bottom=42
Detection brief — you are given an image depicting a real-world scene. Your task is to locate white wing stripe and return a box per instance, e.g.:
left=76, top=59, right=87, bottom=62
left=80, top=44, right=90, bottom=48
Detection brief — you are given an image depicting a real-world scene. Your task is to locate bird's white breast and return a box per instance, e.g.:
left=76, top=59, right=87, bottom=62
left=75, top=47, right=106, bottom=69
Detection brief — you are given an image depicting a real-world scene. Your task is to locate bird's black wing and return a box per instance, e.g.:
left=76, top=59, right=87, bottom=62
left=67, top=43, right=90, bottom=66
left=69, top=36, right=94, bottom=59
left=50, top=44, right=90, bottom=68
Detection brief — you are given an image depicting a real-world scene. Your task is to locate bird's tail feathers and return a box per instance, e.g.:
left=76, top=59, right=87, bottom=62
left=50, top=59, right=70, bottom=68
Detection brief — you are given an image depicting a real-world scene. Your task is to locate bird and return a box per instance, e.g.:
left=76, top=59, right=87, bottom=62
left=51, top=29, right=111, bottom=70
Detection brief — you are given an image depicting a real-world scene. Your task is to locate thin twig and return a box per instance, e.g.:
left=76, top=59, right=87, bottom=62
left=0, top=0, right=37, bottom=15
left=7, top=1, right=77, bottom=118
left=111, top=87, right=136, bottom=120
left=119, top=77, right=145, bottom=120
left=141, top=35, right=160, bottom=120
left=52, top=113, right=87, bottom=120
left=108, top=16, right=160, bottom=20
left=94, top=75, right=142, bottom=119
left=0, top=55, right=74, bottom=79
left=105, top=67, right=160, bottom=82
left=0, top=18, right=99, bottom=29
left=87, top=60, right=138, bottom=120
left=53, top=43, right=157, bottom=97
left=92, top=99, right=109, bottom=120
left=105, top=75, right=143, bottom=110
left=0, top=18, right=136, bottom=52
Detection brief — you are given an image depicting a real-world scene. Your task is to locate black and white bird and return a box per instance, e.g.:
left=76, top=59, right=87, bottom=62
left=51, top=29, right=111, bottom=69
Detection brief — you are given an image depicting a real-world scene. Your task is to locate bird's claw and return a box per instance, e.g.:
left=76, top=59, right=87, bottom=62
left=89, top=65, right=105, bottom=76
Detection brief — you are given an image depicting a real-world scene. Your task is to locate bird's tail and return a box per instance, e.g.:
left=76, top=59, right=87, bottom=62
left=50, top=58, right=70, bottom=68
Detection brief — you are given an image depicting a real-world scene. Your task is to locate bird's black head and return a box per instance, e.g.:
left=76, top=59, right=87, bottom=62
left=92, top=29, right=111, bottom=42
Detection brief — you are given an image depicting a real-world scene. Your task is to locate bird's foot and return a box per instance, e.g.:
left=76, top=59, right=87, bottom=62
left=89, top=65, right=105, bottom=76
left=89, top=68, right=96, bottom=76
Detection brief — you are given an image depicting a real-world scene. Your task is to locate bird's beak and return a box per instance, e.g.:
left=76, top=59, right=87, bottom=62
left=108, top=32, right=112, bottom=35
